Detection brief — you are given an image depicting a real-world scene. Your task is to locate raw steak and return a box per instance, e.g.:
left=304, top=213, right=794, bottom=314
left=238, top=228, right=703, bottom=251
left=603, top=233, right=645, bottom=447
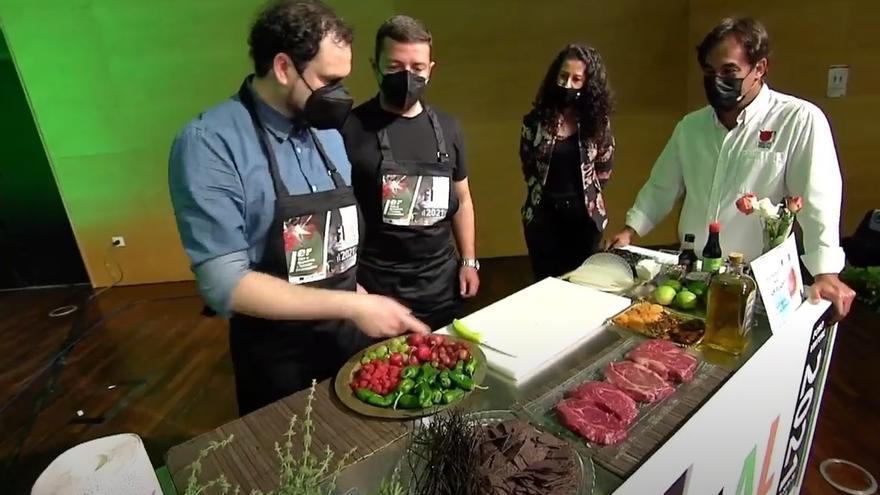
left=568, top=381, right=638, bottom=425
left=627, top=339, right=699, bottom=383
left=556, top=398, right=628, bottom=445
left=605, top=361, right=675, bottom=403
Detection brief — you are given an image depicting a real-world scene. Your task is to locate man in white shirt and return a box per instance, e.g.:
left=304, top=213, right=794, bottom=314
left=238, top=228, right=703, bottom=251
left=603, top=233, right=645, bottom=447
left=609, top=17, right=855, bottom=321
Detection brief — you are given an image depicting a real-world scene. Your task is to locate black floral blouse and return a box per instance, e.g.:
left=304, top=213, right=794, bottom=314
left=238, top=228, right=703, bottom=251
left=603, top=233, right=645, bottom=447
left=519, top=110, right=615, bottom=230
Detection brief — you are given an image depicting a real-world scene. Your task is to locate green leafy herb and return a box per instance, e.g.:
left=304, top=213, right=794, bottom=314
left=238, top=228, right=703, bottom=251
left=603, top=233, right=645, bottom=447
left=183, top=380, right=354, bottom=495
left=376, top=462, right=407, bottom=495
left=841, top=266, right=880, bottom=312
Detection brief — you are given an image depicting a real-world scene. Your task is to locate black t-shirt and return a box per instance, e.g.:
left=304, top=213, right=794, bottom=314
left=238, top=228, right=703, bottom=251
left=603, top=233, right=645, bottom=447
left=342, top=96, right=468, bottom=222
left=544, top=133, right=582, bottom=198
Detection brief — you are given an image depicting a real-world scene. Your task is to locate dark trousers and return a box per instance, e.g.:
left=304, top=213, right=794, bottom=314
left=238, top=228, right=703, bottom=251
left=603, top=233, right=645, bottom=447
left=228, top=318, right=372, bottom=416
left=419, top=300, right=462, bottom=331
left=524, top=197, right=603, bottom=281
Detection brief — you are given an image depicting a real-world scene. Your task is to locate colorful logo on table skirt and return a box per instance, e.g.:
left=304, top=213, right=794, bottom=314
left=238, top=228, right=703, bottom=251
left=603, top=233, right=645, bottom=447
left=777, top=320, right=830, bottom=495
left=758, top=130, right=775, bottom=149
left=663, top=416, right=781, bottom=495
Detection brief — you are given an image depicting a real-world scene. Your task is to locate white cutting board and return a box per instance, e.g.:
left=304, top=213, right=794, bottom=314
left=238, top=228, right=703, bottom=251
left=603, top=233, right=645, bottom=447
left=438, top=277, right=631, bottom=384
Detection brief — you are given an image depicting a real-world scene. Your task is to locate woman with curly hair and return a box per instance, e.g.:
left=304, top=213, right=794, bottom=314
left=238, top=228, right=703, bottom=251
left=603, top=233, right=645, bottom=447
left=519, top=43, right=615, bottom=280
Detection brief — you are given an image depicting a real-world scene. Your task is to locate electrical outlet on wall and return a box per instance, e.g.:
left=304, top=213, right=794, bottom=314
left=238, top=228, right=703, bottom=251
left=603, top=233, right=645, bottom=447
left=827, top=65, right=849, bottom=98
left=111, top=236, right=126, bottom=247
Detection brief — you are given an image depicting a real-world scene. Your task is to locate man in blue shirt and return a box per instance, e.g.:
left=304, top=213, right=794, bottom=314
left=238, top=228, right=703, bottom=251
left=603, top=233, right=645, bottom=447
left=169, top=0, right=428, bottom=415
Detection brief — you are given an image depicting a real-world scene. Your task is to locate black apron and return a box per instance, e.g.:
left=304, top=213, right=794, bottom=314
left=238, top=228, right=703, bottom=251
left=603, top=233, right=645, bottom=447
left=358, top=107, right=461, bottom=329
left=228, top=80, right=369, bottom=416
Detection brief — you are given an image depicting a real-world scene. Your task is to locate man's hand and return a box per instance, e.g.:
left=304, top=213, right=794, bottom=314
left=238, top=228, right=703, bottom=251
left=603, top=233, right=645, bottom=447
left=348, top=294, right=430, bottom=338
left=605, top=226, right=639, bottom=250
left=809, top=273, right=856, bottom=323
left=356, top=283, right=368, bottom=294
left=459, top=266, right=480, bottom=298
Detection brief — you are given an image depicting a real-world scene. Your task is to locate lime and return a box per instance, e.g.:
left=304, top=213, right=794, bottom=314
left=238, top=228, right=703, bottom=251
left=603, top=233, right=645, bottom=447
left=675, top=290, right=699, bottom=310
left=686, top=281, right=709, bottom=293
left=662, top=279, right=683, bottom=292
left=653, top=285, right=678, bottom=306
left=688, top=286, right=706, bottom=299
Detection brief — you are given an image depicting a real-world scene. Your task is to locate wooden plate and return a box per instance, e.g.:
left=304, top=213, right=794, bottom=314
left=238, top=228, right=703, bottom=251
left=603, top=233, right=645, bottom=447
left=334, top=335, right=487, bottom=419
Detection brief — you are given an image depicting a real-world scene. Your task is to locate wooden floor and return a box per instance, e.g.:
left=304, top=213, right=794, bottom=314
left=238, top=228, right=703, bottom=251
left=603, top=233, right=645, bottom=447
left=0, top=258, right=876, bottom=494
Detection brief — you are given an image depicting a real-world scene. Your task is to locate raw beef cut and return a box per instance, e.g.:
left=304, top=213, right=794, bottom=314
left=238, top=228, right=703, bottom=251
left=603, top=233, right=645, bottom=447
left=567, top=381, right=638, bottom=425
left=605, top=361, right=675, bottom=403
left=556, top=397, right=628, bottom=445
left=627, top=339, right=699, bottom=383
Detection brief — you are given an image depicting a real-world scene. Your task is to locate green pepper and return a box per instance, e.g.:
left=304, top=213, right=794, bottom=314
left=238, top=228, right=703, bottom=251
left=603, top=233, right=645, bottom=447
left=356, top=388, right=375, bottom=403
left=438, top=370, right=452, bottom=389
left=442, top=389, right=466, bottom=404
left=396, top=394, right=421, bottom=409
left=452, top=319, right=482, bottom=343
left=416, top=381, right=436, bottom=408
left=418, top=363, right=439, bottom=384
left=396, top=378, right=415, bottom=395
left=402, top=365, right=419, bottom=380
left=432, top=389, right=443, bottom=405
left=356, top=388, right=394, bottom=407
left=449, top=372, right=475, bottom=391
left=453, top=360, right=465, bottom=374
left=465, top=357, right=478, bottom=377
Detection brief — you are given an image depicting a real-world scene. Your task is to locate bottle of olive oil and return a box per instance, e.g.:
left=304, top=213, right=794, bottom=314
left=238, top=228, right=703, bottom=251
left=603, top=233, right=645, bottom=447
left=703, top=253, right=757, bottom=355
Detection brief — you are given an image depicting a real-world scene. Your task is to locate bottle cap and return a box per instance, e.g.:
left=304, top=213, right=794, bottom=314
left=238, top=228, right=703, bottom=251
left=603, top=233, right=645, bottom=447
left=709, top=221, right=721, bottom=234
left=684, top=234, right=695, bottom=242
left=729, top=252, right=744, bottom=264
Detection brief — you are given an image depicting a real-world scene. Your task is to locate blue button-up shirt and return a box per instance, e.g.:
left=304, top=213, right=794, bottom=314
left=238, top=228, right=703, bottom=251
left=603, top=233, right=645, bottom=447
left=168, top=83, right=352, bottom=316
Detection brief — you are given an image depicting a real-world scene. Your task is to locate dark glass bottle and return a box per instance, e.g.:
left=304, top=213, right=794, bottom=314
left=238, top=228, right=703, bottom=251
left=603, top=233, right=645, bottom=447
left=701, top=222, right=723, bottom=273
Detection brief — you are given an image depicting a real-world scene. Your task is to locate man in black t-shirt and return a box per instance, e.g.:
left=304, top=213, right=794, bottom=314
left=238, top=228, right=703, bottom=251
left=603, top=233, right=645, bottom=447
left=342, top=15, right=479, bottom=330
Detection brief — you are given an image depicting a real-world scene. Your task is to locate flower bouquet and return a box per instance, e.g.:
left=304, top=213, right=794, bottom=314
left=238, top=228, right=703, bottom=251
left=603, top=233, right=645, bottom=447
left=735, top=193, right=803, bottom=253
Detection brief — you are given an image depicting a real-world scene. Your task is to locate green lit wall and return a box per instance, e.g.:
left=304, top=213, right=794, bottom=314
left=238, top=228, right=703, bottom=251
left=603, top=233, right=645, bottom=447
left=0, top=0, right=393, bottom=286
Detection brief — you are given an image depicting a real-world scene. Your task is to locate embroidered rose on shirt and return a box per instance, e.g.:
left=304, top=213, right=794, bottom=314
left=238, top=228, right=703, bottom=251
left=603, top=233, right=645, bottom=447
left=758, top=130, right=775, bottom=149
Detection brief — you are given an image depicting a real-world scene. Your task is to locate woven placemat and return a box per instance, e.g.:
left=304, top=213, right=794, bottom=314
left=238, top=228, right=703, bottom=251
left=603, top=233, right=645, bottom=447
left=165, top=379, right=408, bottom=493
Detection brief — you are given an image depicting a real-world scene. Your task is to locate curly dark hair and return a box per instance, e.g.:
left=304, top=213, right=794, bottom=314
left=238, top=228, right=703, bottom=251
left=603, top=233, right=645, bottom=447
left=532, top=43, right=613, bottom=141
left=697, top=17, right=770, bottom=67
left=248, top=0, right=354, bottom=77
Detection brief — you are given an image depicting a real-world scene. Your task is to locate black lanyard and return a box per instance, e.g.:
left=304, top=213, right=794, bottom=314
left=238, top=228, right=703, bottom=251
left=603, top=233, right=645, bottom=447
left=377, top=106, right=449, bottom=165
left=237, top=78, right=346, bottom=196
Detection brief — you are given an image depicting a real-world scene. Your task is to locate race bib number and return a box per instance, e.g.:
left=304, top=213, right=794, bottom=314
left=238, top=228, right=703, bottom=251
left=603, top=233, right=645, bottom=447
left=381, top=174, right=449, bottom=226
left=282, top=205, right=359, bottom=284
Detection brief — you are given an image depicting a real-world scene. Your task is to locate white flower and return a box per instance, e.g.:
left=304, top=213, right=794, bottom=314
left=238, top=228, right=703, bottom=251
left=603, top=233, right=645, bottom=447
left=754, top=198, right=780, bottom=219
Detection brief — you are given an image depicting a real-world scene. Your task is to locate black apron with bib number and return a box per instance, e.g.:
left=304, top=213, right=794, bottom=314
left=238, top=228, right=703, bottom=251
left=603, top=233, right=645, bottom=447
left=358, top=107, right=461, bottom=330
left=229, top=80, right=369, bottom=415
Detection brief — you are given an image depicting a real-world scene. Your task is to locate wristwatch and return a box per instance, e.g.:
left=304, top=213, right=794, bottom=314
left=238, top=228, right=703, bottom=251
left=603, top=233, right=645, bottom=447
left=460, top=258, right=480, bottom=271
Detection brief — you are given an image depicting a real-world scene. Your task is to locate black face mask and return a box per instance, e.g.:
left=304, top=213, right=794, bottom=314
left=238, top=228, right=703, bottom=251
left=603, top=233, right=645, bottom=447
left=379, top=70, right=427, bottom=110
left=549, top=84, right=580, bottom=109
left=301, top=80, right=353, bottom=130
left=703, top=69, right=756, bottom=112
